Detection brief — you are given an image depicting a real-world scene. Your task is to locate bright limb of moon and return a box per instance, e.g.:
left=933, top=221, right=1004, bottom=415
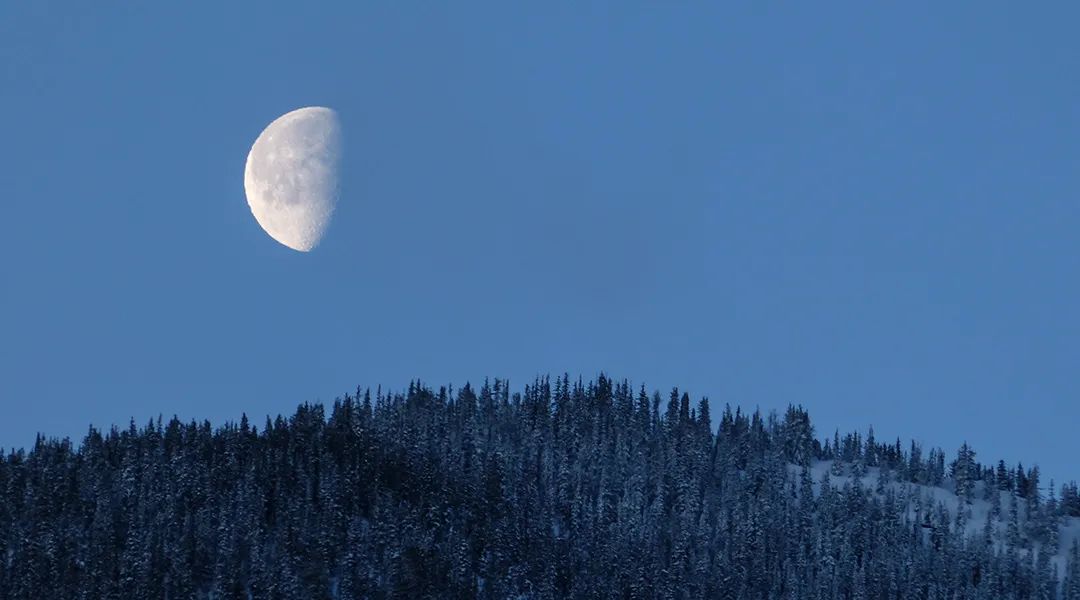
left=244, top=106, right=342, bottom=252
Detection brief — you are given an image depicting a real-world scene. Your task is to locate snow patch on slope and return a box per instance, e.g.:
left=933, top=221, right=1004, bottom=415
left=797, top=460, right=1080, bottom=577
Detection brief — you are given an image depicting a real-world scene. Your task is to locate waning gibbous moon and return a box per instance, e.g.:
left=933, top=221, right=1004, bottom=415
left=244, top=106, right=342, bottom=252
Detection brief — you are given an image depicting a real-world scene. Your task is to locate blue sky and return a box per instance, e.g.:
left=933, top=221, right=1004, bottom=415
left=2, top=3, right=1077, bottom=484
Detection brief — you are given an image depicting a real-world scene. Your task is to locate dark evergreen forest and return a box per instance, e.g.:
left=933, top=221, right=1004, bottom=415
left=2, top=375, right=1079, bottom=599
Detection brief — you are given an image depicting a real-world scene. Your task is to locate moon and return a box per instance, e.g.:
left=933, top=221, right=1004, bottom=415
left=244, top=106, right=342, bottom=252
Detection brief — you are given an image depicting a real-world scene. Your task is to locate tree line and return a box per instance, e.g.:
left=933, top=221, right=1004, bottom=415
left=0, top=375, right=1078, bottom=598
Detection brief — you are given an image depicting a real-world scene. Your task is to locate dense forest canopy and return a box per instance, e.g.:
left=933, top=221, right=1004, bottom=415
left=1, top=375, right=1079, bottom=599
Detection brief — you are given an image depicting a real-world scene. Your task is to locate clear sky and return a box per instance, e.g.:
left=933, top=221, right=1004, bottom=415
left=2, top=4, right=1077, bottom=484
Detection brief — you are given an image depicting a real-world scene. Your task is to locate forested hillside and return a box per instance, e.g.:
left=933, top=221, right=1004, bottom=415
left=1, top=375, right=1079, bottom=599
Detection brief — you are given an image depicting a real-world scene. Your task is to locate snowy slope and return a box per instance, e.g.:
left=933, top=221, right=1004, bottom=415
left=801, top=460, right=1080, bottom=579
